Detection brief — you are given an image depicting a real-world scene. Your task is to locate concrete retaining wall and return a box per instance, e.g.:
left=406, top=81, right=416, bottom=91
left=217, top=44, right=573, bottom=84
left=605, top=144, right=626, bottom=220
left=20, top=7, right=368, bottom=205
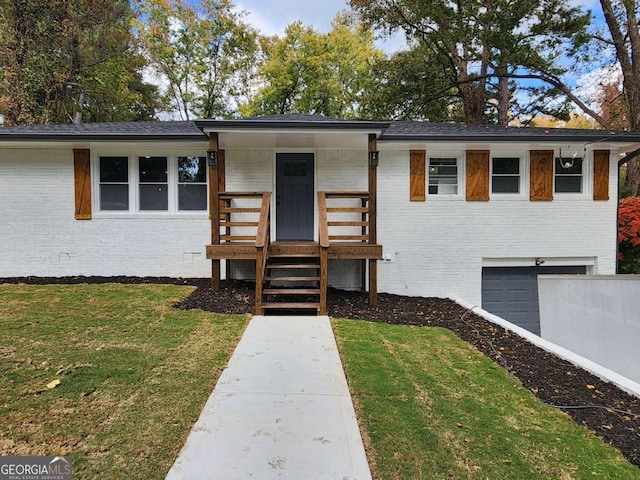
left=538, top=275, right=640, bottom=386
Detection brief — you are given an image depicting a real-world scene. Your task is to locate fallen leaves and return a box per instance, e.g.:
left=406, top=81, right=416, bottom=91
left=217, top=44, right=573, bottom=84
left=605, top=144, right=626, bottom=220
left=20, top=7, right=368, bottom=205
left=46, top=379, right=61, bottom=389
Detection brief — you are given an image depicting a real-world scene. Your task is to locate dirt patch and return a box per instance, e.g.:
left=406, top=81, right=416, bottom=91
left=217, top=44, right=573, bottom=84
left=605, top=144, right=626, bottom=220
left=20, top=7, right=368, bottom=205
left=4, top=276, right=639, bottom=466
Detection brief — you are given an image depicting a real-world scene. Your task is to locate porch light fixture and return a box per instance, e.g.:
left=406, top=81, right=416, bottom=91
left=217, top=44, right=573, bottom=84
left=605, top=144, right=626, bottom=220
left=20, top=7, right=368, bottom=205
left=207, top=149, right=218, bottom=167
left=558, top=146, right=586, bottom=170
left=368, top=150, right=380, bottom=167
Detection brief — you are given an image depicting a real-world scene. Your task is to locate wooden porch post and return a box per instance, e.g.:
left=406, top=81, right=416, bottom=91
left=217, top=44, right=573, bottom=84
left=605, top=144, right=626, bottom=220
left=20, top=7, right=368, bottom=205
left=208, top=133, right=221, bottom=290
left=368, top=133, right=378, bottom=306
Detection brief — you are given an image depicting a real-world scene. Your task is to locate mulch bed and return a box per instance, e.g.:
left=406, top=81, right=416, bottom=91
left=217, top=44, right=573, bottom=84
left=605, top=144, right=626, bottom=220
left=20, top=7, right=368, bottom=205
left=4, top=276, right=640, bottom=466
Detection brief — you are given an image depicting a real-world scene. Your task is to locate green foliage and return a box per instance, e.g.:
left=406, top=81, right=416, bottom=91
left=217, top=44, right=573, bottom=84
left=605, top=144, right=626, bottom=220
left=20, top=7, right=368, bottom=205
left=0, top=0, right=160, bottom=125
left=358, top=45, right=464, bottom=121
left=619, top=165, right=636, bottom=198
left=136, top=0, right=260, bottom=119
left=241, top=14, right=384, bottom=118
left=350, top=0, right=592, bottom=124
left=618, top=196, right=640, bottom=273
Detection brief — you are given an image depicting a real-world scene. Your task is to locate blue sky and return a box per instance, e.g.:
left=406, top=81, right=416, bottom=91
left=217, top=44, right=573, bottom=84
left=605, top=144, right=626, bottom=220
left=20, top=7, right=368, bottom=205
left=235, top=0, right=350, bottom=35
left=232, top=0, right=605, bottom=55
left=234, top=0, right=406, bottom=51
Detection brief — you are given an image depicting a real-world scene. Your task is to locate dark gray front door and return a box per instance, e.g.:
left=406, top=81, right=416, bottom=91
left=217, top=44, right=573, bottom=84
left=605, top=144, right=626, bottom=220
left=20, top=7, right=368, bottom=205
left=482, top=266, right=586, bottom=335
left=276, top=153, right=314, bottom=240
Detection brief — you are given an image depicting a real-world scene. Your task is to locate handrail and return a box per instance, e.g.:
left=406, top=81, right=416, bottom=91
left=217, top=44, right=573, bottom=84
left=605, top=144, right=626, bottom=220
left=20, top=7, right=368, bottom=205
left=254, top=192, right=271, bottom=315
left=318, top=192, right=329, bottom=315
left=320, top=190, right=370, bottom=244
left=318, top=192, right=330, bottom=248
left=324, top=191, right=369, bottom=199
left=255, top=192, right=271, bottom=248
left=220, top=191, right=265, bottom=198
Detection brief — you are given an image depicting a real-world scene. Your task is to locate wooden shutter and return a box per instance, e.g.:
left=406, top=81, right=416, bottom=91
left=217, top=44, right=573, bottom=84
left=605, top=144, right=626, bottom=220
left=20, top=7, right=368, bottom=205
left=466, top=150, right=490, bottom=201
left=73, top=149, right=92, bottom=220
left=410, top=150, right=426, bottom=201
left=530, top=150, right=554, bottom=201
left=593, top=150, right=610, bottom=201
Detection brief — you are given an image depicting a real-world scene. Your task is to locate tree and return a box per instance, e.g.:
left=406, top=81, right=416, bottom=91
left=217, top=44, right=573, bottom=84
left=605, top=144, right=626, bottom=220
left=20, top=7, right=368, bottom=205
left=136, top=0, right=260, bottom=120
left=350, top=0, right=594, bottom=125
left=0, top=0, right=159, bottom=125
left=358, top=45, right=463, bottom=121
left=590, top=1, right=640, bottom=195
left=529, top=113, right=596, bottom=129
left=618, top=196, right=640, bottom=272
left=240, top=14, right=383, bottom=118
left=597, top=0, right=640, bottom=129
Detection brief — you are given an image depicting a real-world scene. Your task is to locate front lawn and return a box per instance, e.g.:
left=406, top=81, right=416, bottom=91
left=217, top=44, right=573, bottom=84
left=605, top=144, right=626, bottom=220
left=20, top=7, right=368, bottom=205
left=0, top=283, right=248, bottom=479
left=333, top=318, right=640, bottom=479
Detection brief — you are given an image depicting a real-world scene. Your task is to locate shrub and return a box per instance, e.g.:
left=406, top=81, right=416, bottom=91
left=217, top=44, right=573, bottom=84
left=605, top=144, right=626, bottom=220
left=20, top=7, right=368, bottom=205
left=618, top=197, right=640, bottom=273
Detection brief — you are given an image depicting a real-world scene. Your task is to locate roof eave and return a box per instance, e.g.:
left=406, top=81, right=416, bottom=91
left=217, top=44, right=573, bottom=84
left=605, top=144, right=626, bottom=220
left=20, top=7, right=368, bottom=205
left=0, top=134, right=207, bottom=142
left=380, top=133, right=640, bottom=143
left=195, top=119, right=391, bottom=131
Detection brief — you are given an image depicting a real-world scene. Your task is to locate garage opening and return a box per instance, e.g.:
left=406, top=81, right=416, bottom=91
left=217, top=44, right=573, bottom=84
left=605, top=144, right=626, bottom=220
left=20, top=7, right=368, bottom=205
left=481, top=266, right=586, bottom=335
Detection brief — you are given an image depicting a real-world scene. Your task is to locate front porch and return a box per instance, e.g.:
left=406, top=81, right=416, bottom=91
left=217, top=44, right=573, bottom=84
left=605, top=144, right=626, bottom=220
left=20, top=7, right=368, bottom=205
left=201, top=126, right=385, bottom=315
left=206, top=190, right=382, bottom=315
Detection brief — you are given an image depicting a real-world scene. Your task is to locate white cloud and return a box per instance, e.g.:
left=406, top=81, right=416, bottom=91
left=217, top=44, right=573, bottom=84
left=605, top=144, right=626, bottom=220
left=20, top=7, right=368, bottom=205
left=575, top=63, right=622, bottom=113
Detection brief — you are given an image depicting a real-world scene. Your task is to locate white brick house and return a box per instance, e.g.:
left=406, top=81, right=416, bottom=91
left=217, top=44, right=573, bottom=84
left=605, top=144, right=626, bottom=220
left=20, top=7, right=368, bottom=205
left=1, top=115, right=639, bottom=332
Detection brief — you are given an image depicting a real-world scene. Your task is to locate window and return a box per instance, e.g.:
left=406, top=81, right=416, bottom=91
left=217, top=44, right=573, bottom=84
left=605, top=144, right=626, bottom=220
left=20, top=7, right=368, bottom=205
left=492, top=157, right=520, bottom=194
left=555, top=157, right=583, bottom=193
left=99, top=156, right=129, bottom=210
left=178, top=156, right=207, bottom=210
left=97, top=153, right=208, bottom=214
left=139, top=156, right=168, bottom=210
left=428, top=158, right=458, bottom=194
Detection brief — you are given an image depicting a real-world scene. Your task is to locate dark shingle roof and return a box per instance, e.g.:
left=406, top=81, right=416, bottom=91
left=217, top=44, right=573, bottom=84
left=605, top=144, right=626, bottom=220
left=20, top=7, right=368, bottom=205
left=382, top=121, right=640, bottom=142
left=195, top=114, right=391, bottom=130
left=1, top=116, right=639, bottom=144
left=0, top=120, right=206, bottom=141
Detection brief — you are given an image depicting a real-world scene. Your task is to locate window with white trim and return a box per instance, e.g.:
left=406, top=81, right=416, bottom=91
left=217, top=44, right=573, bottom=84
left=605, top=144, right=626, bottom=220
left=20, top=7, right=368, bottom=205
left=178, top=156, right=208, bottom=210
left=97, top=155, right=208, bottom=213
left=139, top=156, right=168, bottom=210
left=491, top=157, right=521, bottom=194
left=555, top=157, right=583, bottom=193
left=99, top=156, right=129, bottom=210
left=428, top=158, right=458, bottom=195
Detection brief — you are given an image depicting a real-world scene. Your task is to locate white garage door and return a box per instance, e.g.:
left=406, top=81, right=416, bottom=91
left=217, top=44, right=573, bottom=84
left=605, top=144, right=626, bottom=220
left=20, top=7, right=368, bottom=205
left=482, top=266, right=586, bottom=335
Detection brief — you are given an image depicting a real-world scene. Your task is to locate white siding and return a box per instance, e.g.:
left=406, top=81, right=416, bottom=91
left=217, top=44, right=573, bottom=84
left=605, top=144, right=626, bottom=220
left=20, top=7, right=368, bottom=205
left=0, top=144, right=620, bottom=305
left=0, top=148, right=211, bottom=277
left=376, top=148, right=618, bottom=304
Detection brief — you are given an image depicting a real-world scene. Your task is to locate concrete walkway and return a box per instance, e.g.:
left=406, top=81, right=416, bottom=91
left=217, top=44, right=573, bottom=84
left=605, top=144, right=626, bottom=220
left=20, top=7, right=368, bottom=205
left=165, top=315, right=372, bottom=480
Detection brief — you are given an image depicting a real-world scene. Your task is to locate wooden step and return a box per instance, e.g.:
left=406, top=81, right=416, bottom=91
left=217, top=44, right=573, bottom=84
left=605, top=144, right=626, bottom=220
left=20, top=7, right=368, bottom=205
left=268, top=253, right=319, bottom=258
left=267, top=264, right=319, bottom=269
left=268, top=244, right=319, bottom=256
left=261, top=302, right=321, bottom=310
left=264, top=276, right=320, bottom=282
left=263, top=288, right=320, bottom=295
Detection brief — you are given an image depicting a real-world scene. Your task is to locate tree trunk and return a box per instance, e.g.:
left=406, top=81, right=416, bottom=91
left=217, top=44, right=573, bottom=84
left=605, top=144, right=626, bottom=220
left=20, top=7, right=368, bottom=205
left=497, top=71, right=509, bottom=126
left=73, top=91, right=84, bottom=125
left=599, top=0, right=640, bottom=195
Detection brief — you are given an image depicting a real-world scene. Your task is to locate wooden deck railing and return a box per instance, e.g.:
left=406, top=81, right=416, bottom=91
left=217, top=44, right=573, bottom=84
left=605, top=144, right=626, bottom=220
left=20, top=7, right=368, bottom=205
left=254, top=192, right=271, bottom=314
left=321, top=191, right=371, bottom=243
left=218, top=191, right=267, bottom=243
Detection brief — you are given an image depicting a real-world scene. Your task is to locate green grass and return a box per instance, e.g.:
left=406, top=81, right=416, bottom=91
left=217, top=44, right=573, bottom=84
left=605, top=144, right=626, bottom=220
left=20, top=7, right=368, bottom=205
left=333, top=319, right=640, bottom=480
left=3, top=285, right=638, bottom=479
left=0, top=283, right=248, bottom=479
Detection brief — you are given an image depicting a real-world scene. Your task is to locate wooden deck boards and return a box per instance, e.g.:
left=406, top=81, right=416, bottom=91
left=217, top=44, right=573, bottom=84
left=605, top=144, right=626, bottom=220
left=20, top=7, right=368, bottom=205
left=206, top=242, right=382, bottom=260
